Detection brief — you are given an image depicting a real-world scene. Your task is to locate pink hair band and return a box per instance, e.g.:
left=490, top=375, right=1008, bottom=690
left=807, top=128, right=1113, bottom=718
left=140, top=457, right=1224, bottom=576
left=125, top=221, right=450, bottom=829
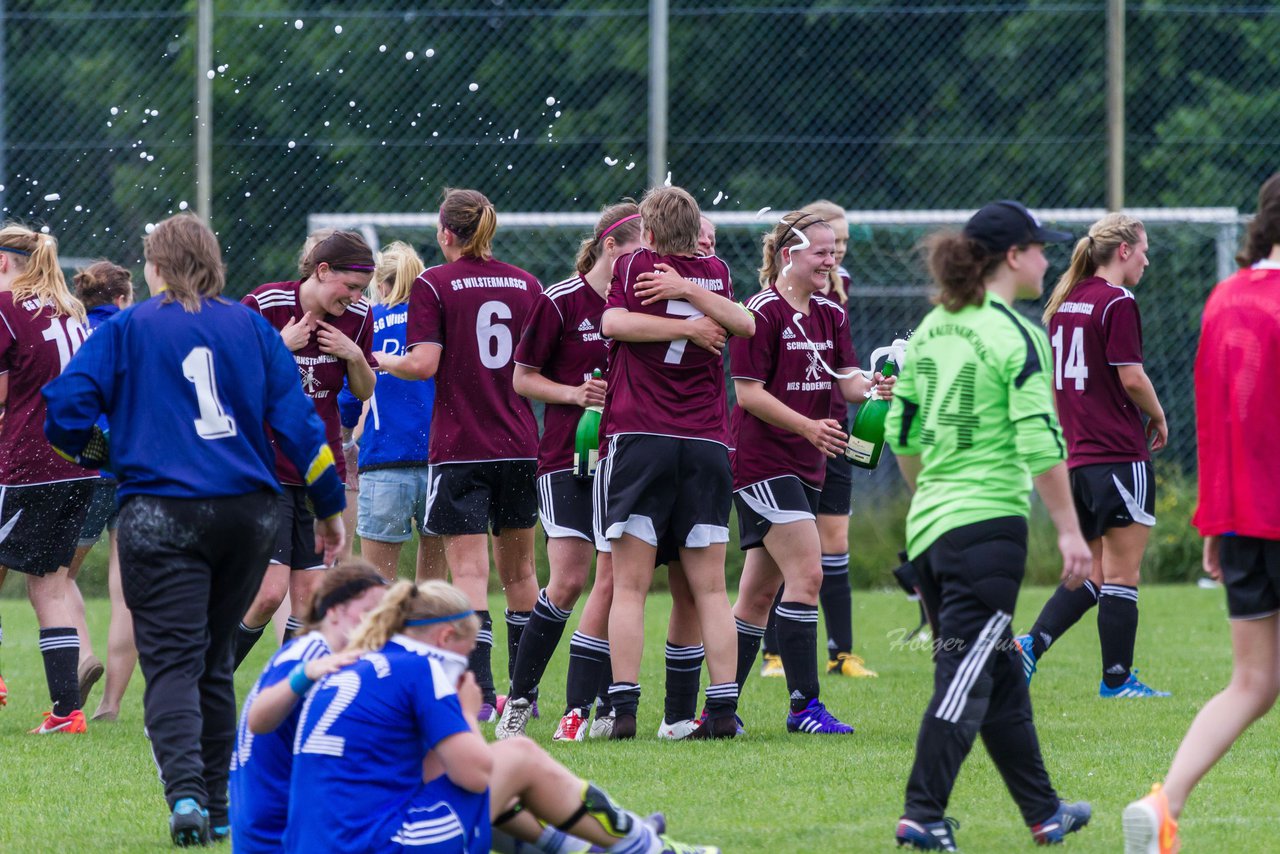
left=599, top=213, right=642, bottom=240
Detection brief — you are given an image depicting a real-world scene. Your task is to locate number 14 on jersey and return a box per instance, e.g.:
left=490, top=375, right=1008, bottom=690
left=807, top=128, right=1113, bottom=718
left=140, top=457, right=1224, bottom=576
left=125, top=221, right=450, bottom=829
left=1051, top=326, right=1088, bottom=391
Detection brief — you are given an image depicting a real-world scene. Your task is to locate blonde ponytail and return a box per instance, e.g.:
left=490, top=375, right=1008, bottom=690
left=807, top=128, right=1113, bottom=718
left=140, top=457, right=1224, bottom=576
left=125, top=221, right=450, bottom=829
left=1042, top=213, right=1144, bottom=323
left=348, top=580, right=479, bottom=652
left=375, top=242, right=425, bottom=307
left=0, top=225, right=84, bottom=323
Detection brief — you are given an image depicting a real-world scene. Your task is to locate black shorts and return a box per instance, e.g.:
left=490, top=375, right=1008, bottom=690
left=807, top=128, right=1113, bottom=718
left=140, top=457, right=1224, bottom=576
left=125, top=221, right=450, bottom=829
left=271, top=485, right=324, bottom=571
left=818, top=453, right=853, bottom=516
left=0, top=480, right=94, bottom=576
left=599, top=434, right=731, bottom=549
left=538, top=470, right=593, bottom=542
left=78, top=478, right=120, bottom=548
left=425, top=460, right=538, bottom=537
left=734, top=476, right=821, bottom=550
left=1070, top=460, right=1156, bottom=541
left=1220, top=535, right=1280, bottom=620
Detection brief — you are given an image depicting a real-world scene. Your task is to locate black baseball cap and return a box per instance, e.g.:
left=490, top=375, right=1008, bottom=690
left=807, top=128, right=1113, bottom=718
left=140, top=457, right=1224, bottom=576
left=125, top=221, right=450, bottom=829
left=964, top=200, right=1073, bottom=252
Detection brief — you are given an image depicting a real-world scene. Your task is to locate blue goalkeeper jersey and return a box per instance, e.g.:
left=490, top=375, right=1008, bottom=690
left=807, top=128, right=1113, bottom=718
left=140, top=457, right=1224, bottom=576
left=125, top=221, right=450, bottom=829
left=285, top=635, right=476, bottom=853
left=338, top=302, right=434, bottom=470
left=230, top=632, right=330, bottom=853
left=42, top=295, right=344, bottom=519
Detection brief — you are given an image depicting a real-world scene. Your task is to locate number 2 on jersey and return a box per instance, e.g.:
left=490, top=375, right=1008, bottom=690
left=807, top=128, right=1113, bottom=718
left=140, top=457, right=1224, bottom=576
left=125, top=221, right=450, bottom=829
left=1050, top=326, right=1088, bottom=391
left=181, top=347, right=238, bottom=439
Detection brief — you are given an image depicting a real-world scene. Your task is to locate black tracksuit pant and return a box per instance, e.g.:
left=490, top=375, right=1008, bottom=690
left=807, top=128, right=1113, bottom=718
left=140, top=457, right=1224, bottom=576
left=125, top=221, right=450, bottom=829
left=903, top=516, right=1060, bottom=827
left=117, top=491, right=277, bottom=826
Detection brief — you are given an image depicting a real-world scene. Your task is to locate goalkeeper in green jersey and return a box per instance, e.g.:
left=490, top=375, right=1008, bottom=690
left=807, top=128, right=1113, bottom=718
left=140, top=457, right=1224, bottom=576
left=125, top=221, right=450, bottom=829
left=885, top=201, right=1093, bottom=851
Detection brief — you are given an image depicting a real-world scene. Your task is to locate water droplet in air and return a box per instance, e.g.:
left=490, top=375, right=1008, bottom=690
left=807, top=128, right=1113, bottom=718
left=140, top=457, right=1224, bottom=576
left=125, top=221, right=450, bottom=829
left=468, top=83, right=479, bottom=92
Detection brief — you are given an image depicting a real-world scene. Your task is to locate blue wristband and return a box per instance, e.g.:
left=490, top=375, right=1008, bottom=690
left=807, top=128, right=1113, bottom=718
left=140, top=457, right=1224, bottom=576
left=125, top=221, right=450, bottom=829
left=288, top=662, right=316, bottom=695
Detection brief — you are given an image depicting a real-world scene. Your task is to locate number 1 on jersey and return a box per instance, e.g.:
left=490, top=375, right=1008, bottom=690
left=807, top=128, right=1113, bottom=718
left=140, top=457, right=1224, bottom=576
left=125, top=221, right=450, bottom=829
left=1051, top=326, right=1088, bottom=391
left=182, top=346, right=238, bottom=439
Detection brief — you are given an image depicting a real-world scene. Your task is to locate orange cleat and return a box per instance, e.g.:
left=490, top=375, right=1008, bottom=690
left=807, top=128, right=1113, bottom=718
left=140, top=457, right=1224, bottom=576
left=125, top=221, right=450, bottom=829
left=30, top=709, right=87, bottom=734
left=1123, top=783, right=1180, bottom=854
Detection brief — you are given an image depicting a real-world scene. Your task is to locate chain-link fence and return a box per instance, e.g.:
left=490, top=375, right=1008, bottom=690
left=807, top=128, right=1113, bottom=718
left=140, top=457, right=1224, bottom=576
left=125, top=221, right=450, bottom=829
left=7, top=1, right=1280, bottom=477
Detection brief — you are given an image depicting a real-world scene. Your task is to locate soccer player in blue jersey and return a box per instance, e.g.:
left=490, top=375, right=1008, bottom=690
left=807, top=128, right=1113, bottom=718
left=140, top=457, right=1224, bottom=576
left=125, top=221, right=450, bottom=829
left=231, top=560, right=388, bottom=853
left=43, top=213, right=347, bottom=846
left=287, top=579, right=719, bottom=854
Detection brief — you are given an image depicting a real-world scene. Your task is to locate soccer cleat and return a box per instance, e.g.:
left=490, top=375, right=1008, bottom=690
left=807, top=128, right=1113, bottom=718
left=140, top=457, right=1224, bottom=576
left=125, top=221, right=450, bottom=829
left=79, top=654, right=105, bottom=707
left=695, top=707, right=746, bottom=736
left=1122, top=784, right=1179, bottom=854
left=656, top=717, right=699, bottom=740
left=589, top=709, right=616, bottom=739
left=1014, top=633, right=1038, bottom=684
left=554, top=708, right=590, bottom=742
left=656, top=837, right=720, bottom=854
left=496, top=697, right=534, bottom=740
left=1100, top=670, right=1170, bottom=699
left=687, top=714, right=737, bottom=740
left=494, top=694, right=541, bottom=721
left=759, top=652, right=784, bottom=678
left=586, top=814, right=669, bottom=852
left=0, top=672, right=7, bottom=707
left=30, top=709, right=87, bottom=734
left=477, top=702, right=498, bottom=723
left=210, top=824, right=230, bottom=844
left=827, top=652, right=878, bottom=678
left=169, top=797, right=211, bottom=847
left=610, top=712, right=637, bottom=740
left=786, top=698, right=855, bottom=734
left=1030, top=800, right=1091, bottom=845
left=895, top=816, right=959, bottom=851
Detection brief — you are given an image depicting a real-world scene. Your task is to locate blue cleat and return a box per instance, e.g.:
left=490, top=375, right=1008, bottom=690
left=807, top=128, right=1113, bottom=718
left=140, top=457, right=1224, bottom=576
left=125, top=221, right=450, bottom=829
left=786, top=698, right=855, bottom=735
left=169, top=797, right=210, bottom=847
left=1099, top=670, right=1170, bottom=699
left=1014, top=633, right=1037, bottom=684
left=895, top=816, right=959, bottom=851
left=1030, top=800, right=1091, bottom=845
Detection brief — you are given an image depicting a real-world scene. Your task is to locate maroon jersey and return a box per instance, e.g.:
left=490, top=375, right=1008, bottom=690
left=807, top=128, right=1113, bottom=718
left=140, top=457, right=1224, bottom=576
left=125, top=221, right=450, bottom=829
left=514, top=275, right=608, bottom=478
left=828, top=267, right=854, bottom=422
left=1047, top=275, right=1149, bottom=467
left=729, top=288, right=856, bottom=490
left=243, top=281, right=375, bottom=484
left=602, top=249, right=734, bottom=445
left=0, top=293, right=95, bottom=485
left=406, top=256, right=540, bottom=464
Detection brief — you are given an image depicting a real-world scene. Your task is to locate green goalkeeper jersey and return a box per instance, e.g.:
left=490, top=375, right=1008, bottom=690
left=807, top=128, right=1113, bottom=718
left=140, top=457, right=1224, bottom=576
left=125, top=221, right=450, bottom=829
left=885, top=291, right=1066, bottom=559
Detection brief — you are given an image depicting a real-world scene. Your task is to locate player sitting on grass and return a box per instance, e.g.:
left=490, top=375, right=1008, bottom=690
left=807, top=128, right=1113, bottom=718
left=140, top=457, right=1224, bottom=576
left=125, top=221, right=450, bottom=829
left=285, top=578, right=719, bottom=854
left=231, top=560, right=389, bottom=852
left=598, top=185, right=755, bottom=740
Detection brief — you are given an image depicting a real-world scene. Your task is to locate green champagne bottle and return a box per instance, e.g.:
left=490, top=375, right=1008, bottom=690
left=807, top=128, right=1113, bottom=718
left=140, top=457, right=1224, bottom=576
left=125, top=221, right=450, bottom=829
left=844, top=359, right=896, bottom=470
left=573, top=369, right=604, bottom=478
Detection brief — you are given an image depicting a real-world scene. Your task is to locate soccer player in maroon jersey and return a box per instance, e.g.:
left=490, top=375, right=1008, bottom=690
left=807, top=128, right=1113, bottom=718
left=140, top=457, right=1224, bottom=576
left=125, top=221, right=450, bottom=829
left=497, top=202, right=642, bottom=739
left=1122, top=172, right=1280, bottom=854
left=378, top=188, right=541, bottom=718
left=1014, top=213, right=1171, bottom=698
left=728, top=211, right=892, bottom=735
left=598, top=185, right=755, bottom=739
left=0, top=224, right=95, bottom=732
left=233, top=230, right=377, bottom=667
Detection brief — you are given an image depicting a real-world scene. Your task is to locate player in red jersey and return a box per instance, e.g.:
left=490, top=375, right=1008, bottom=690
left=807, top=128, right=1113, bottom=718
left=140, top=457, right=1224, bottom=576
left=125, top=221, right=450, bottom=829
left=728, top=211, right=891, bottom=735
left=233, top=231, right=377, bottom=667
left=379, top=188, right=541, bottom=719
left=1015, top=213, right=1171, bottom=698
left=0, top=224, right=95, bottom=732
left=599, top=185, right=755, bottom=739
left=1122, top=174, right=1280, bottom=854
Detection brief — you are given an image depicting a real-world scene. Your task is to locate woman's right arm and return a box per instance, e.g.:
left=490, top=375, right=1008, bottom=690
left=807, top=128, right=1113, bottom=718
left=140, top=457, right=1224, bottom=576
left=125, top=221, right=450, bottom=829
left=376, top=344, right=440, bottom=381
left=513, top=364, right=605, bottom=408
left=601, top=309, right=727, bottom=354
left=247, top=649, right=363, bottom=734
left=428, top=672, right=493, bottom=792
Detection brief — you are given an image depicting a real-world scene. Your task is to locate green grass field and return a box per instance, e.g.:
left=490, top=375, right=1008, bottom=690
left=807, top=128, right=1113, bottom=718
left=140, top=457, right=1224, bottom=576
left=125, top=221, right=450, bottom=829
left=0, top=584, right=1269, bottom=852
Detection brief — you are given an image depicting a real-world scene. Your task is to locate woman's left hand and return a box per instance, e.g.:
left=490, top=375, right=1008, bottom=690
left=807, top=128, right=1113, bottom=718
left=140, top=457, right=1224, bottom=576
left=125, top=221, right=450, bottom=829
left=635, top=263, right=695, bottom=305
left=872, top=371, right=896, bottom=401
